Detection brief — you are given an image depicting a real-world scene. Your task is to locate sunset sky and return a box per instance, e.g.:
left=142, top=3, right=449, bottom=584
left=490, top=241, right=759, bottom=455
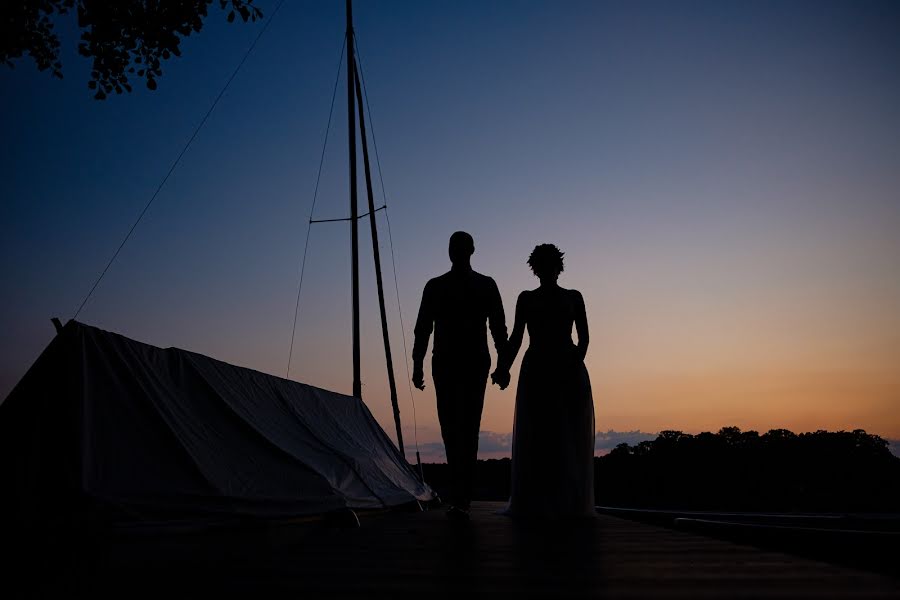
left=2, top=1, right=899, bottom=460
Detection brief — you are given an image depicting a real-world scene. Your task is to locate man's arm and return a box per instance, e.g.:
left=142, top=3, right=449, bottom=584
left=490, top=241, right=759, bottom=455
left=486, top=277, right=508, bottom=357
left=411, top=280, right=434, bottom=390
left=492, top=291, right=525, bottom=390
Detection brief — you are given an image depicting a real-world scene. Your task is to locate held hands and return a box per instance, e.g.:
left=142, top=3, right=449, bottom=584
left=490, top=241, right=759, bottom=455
left=491, top=368, right=511, bottom=390
left=412, top=363, right=426, bottom=391
left=414, top=363, right=510, bottom=391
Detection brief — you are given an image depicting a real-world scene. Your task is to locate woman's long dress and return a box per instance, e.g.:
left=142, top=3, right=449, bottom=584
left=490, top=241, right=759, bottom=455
left=503, top=287, right=595, bottom=518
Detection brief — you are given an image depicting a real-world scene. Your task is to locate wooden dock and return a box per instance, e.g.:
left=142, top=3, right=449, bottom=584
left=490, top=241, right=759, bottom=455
left=22, top=502, right=900, bottom=598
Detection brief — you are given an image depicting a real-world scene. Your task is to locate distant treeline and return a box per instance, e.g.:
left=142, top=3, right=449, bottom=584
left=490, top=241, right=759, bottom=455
left=422, top=428, right=900, bottom=512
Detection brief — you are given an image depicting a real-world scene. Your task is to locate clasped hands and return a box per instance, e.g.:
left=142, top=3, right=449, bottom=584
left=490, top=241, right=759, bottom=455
left=411, top=364, right=511, bottom=391
left=490, top=368, right=511, bottom=390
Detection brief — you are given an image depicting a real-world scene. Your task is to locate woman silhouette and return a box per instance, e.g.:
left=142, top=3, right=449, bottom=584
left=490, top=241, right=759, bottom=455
left=492, top=244, right=595, bottom=518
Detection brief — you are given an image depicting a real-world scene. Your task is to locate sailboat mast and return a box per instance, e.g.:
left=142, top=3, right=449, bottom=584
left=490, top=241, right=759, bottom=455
left=347, top=0, right=362, bottom=399
left=343, top=0, right=406, bottom=457
left=354, top=69, right=405, bottom=457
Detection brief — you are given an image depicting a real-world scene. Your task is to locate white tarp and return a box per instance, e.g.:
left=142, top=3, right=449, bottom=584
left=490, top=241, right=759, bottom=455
left=0, top=320, right=432, bottom=522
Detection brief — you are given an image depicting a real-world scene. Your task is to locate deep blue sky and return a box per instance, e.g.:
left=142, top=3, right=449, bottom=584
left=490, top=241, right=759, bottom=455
left=2, top=1, right=899, bottom=457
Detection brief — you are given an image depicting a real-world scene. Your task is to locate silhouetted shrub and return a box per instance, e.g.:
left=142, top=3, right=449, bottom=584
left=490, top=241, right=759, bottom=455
left=596, top=427, right=900, bottom=511
left=424, top=428, right=900, bottom=512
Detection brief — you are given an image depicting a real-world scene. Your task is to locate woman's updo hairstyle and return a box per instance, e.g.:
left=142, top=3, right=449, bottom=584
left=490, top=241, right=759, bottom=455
left=527, top=243, right=565, bottom=278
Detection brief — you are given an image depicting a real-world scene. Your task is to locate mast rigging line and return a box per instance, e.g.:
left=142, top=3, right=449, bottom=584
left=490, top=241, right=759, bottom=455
left=286, top=39, right=347, bottom=379
left=352, top=56, right=405, bottom=457
left=355, top=37, right=422, bottom=467
left=287, top=32, right=423, bottom=469
left=73, top=0, right=288, bottom=321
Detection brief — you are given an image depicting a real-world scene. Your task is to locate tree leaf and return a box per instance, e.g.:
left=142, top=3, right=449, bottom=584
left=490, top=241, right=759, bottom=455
left=4, top=0, right=265, bottom=98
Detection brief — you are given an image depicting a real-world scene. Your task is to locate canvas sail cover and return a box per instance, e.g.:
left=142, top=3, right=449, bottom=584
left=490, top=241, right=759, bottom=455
left=0, top=320, right=433, bottom=523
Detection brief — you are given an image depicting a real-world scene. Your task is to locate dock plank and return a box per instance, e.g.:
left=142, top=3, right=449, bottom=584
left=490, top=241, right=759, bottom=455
left=68, top=502, right=900, bottom=598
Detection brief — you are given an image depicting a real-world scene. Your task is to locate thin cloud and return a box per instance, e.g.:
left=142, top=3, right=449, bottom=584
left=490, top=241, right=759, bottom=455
left=887, top=439, right=900, bottom=458
left=594, top=429, right=658, bottom=454
left=409, top=429, right=659, bottom=462
left=406, top=441, right=447, bottom=463
left=406, top=430, right=512, bottom=463
left=479, top=431, right=513, bottom=453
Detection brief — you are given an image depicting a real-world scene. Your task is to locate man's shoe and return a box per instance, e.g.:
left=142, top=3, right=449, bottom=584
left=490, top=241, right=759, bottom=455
left=446, top=505, right=470, bottom=521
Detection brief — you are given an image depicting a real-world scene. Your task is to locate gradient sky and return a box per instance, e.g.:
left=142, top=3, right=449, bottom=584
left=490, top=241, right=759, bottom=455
left=2, top=1, right=899, bottom=460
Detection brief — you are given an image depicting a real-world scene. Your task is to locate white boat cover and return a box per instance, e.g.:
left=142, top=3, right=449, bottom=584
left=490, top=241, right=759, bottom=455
left=0, top=320, right=433, bottom=521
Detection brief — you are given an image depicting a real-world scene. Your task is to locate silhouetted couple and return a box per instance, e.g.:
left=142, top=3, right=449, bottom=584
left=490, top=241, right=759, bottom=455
left=413, top=232, right=594, bottom=520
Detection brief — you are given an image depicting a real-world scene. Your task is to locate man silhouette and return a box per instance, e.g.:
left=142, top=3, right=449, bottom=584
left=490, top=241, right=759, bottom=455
left=413, top=231, right=508, bottom=520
